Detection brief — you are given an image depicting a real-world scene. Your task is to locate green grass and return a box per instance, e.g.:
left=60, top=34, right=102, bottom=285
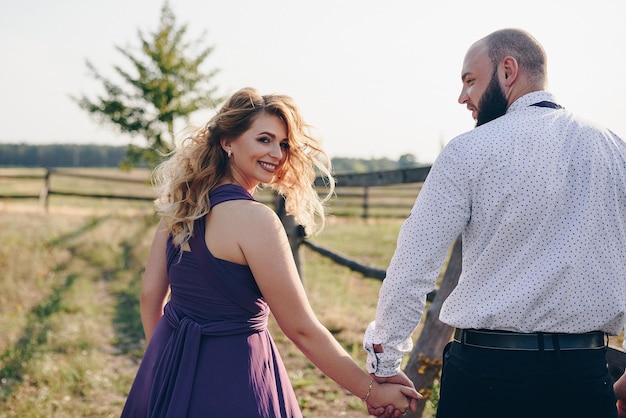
left=0, top=207, right=155, bottom=417
left=0, top=204, right=432, bottom=417
left=4, top=168, right=622, bottom=417
left=0, top=168, right=434, bottom=417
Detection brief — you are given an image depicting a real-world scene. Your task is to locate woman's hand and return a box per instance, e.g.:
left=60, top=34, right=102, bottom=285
left=367, top=380, right=421, bottom=417
left=366, top=372, right=421, bottom=417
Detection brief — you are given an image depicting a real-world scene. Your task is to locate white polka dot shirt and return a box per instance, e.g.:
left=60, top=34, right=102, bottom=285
left=364, top=91, right=626, bottom=376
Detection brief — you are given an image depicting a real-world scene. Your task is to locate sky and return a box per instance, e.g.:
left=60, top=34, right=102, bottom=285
left=1, top=0, right=625, bottom=163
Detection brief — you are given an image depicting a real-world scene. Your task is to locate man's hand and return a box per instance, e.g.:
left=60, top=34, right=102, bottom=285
left=367, top=404, right=405, bottom=418
left=366, top=371, right=421, bottom=417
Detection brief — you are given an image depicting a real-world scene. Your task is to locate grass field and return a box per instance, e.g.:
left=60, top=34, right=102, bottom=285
left=4, top=167, right=624, bottom=417
left=0, top=168, right=437, bottom=418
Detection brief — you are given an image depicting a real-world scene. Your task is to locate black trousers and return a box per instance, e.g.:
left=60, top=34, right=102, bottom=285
left=436, top=341, right=617, bottom=418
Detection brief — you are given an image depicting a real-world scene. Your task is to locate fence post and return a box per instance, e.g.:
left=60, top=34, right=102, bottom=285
left=362, top=186, right=369, bottom=219
left=274, top=193, right=305, bottom=281
left=404, top=236, right=462, bottom=418
left=39, top=168, right=52, bottom=213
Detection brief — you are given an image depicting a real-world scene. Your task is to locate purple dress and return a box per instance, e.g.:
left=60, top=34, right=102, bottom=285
left=121, top=184, right=302, bottom=418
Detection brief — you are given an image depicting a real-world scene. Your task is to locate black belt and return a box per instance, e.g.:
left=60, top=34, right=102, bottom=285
left=454, top=329, right=606, bottom=351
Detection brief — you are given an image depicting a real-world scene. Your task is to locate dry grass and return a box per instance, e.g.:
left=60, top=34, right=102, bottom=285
left=0, top=191, right=433, bottom=417
left=6, top=167, right=622, bottom=418
left=0, top=205, right=150, bottom=417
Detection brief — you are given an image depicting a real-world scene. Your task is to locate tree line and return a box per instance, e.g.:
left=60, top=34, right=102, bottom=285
left=0, top=143, right=419, bottom=173
left=0, top=144, right=129, bottom=168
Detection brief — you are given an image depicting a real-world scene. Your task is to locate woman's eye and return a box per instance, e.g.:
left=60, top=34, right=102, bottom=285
left=258, top=136, right=270, bottom=143
left=280, top=142, right=290, bottom=150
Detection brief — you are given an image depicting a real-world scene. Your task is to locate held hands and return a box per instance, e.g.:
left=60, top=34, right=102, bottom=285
left=366, top=371, right=422, bottom=417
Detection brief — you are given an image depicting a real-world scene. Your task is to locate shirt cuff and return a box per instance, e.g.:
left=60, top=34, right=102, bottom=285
left=365, top=348, right=403, bottom=376
left=365, top=345, right=379, bottom=374
left=363, top=322, right=403, bottom=376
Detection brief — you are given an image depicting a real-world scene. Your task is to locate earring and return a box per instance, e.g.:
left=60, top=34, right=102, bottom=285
left=227, top=149, right=232, bottom=157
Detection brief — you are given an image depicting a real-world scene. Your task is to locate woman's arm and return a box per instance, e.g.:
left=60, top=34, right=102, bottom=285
left=238, top=204, right=419, bottom=411
left=140, top=219, right=170, bottom=343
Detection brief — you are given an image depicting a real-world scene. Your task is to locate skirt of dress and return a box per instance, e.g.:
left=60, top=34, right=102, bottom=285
left=121, top=317, right=302, bottom=418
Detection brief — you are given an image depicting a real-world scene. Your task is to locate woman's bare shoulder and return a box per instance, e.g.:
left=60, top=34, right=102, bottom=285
left=214, top=199, right=281, bottom=229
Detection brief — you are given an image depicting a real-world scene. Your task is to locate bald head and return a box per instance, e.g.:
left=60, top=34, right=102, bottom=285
left=478, top=28, right=548, bottom=88
left=458, top=28, right=549, bottom=125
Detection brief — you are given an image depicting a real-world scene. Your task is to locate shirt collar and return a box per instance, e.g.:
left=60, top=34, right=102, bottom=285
left=507, top=91, right=560, bottom=114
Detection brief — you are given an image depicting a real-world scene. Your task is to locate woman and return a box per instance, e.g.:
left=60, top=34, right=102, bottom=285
left=121, top=87, right=418, bottom=417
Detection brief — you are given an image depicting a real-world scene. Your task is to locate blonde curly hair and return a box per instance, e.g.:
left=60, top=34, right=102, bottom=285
left=152, top=87, right=335, bottom=247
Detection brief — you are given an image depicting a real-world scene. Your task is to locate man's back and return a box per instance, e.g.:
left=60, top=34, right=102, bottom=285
left=364, top=28, right=625, bottom=418
left=438, top=90, right=626, bottom=334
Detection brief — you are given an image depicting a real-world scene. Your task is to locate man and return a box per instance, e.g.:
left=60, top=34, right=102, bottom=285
left=364, top=28, right=626, bottom=418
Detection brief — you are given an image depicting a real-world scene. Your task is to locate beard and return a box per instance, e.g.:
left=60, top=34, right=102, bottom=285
left=476, top=70, right=508, bottom=127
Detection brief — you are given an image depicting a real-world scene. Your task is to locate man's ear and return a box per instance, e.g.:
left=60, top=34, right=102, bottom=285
left=501, top=56, right=519, bottom=87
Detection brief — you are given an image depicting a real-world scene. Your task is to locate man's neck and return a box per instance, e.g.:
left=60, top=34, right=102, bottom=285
left=506, top=82, right=547, bottom=109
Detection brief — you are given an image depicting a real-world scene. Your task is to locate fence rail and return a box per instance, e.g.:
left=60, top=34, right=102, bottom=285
left=0, top=167, right=428, bottom=217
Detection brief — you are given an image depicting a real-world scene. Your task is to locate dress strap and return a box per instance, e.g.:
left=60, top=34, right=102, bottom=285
left=209, top=184, right=255, bottom=207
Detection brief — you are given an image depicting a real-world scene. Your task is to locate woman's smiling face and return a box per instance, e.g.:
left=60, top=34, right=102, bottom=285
left=223, top=112, right=290, bottom=191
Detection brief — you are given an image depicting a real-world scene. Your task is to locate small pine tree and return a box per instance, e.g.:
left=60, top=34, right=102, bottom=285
left=72, top=1, right=224, bottom=168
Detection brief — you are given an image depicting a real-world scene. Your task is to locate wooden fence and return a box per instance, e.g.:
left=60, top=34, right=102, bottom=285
left=0, top=168, right=155, bottom=212
left=2, top=166, right=625, bottom=417
left=0, top=167, right=427, bottom=217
